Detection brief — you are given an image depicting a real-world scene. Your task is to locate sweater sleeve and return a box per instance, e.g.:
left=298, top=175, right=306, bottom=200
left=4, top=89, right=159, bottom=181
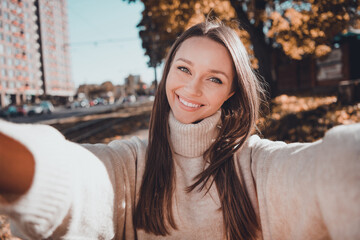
left=250, top=123, right=360, bottom=240
left=0, top=119, right=140, bottom=239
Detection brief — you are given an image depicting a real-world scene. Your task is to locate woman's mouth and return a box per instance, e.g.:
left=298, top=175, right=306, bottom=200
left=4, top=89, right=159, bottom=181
left=177, top=95, right=203, bottom=108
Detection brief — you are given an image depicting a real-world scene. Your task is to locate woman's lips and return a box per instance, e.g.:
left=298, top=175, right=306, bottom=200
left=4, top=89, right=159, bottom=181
left=176, top=94, right=203, bottom=109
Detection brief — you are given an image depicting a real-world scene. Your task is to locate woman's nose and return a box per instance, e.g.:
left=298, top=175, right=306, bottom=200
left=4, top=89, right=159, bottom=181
left=184, top=76, right=202, bottom=97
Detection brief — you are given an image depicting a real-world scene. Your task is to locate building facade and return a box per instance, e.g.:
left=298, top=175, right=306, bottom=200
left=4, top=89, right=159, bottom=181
left=0, top=0, right=74, bottom=107
left=272, top=32, right=360, bottom=94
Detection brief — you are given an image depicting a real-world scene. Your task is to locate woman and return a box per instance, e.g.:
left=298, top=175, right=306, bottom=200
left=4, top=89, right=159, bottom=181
left=0, top=21, right=359, bottom=240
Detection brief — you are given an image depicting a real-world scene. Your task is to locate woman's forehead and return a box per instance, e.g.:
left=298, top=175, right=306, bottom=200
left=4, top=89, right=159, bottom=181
left=172, top=37, right=235, bottom=79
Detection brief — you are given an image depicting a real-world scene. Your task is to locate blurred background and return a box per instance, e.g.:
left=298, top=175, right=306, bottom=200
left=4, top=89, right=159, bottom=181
left=0, top=0, right=359, bottom=238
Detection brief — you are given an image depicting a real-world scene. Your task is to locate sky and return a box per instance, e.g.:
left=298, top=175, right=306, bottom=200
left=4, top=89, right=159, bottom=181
left=67, top=0, right=157, bottom=87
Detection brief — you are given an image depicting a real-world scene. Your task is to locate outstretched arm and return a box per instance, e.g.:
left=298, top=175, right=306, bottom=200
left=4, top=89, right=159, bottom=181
left=250, top=123, right=360, bottom=240
left=0, top=132, right=35, bottom=196
left=0, top=120, right=125, bottom=239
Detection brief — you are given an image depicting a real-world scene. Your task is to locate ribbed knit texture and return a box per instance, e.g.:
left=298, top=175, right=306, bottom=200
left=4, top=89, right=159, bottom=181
left=169, top=111, right=221, bottom=158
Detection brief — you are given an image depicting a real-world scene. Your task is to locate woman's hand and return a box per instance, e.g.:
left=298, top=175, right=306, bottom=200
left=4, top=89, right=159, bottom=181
left=0, top=132, right=35, bottom=195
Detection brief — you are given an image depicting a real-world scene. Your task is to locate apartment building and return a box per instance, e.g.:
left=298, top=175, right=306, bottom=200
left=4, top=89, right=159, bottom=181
left=0, top=0, right=74, bottom=107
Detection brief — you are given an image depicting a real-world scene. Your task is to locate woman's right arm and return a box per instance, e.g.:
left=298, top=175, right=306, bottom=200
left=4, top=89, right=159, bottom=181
left=0, top=120, right=135, bottom=239
left=0, top=132, right=35, bottom=196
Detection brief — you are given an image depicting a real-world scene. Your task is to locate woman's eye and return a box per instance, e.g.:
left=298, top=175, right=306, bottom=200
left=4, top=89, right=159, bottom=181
left=210, top=77, right=222, bottom=84
left=177, top=66, right=190, bottom=74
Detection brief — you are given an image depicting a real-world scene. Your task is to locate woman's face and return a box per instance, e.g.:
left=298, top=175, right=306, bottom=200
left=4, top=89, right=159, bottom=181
left=166, top=36, right=235, bottom=124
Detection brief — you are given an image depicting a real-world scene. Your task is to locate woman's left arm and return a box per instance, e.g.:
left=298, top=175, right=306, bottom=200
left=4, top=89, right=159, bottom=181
left=249, top=123, right=360, bottom=240
left=314, top=123, right=360, bottom=239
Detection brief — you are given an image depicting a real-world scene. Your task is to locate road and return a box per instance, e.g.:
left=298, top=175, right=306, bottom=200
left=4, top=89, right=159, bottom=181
left=4, top=100, right=152, bottom=124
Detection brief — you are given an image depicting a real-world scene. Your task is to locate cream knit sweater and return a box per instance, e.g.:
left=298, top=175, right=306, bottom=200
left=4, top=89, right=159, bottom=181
left=0, top=112, right=359, bottom=240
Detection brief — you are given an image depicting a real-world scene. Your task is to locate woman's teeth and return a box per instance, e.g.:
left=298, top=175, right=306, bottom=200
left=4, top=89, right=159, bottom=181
left=179, top=97, right=201, bottom=108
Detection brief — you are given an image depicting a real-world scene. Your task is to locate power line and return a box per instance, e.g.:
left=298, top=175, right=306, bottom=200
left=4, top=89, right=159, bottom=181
left=64, top=37, right=139, bottom=47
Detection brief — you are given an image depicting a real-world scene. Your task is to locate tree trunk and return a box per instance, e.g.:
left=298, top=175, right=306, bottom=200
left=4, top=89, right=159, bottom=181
left=230, top=0, right=277, bottom=97
left=154, top=66, right=158, bottom=90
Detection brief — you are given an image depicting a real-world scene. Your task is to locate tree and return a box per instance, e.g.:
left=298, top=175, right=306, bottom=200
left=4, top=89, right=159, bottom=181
left=127, top=0, right=360, bottom=95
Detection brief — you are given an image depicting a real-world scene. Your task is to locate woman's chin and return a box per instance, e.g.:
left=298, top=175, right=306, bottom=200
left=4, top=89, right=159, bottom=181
left=173, top=112, right=201, bottom=124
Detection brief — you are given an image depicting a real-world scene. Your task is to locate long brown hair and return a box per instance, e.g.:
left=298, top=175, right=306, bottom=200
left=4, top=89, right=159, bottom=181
left=134, top=21, right=264, bottom=240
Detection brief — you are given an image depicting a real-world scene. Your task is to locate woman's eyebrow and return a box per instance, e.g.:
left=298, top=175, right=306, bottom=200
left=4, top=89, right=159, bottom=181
left=175, top=57, right=193, bottom=66
left=175, top=57, right=230, bottom=80
left=208, top=69, right=229, bottom=80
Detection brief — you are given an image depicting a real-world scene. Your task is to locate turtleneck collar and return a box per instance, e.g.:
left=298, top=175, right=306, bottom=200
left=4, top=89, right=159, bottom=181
left=168, top=110, right=221, bottom=158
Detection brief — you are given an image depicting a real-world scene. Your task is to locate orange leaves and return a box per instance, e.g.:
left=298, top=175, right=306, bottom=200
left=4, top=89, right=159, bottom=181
left=314, top=45, right=332, bottom=57
left=284, top=8, right=306, bottom=28
left=268, top=12, right=289, bottom=35
left=258, top=94, right=360, bottom=143
left=266, top=1, right=357, bottom=60
left=186, top=0, right=237, bottom=29
left=136, top=0, right=359, bottom=67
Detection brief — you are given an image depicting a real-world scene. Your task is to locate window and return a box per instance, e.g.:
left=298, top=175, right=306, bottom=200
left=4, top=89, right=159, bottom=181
left=0, top=33, right=3, bottom=40
left=4, top=24, right=10, bottom=31
left=6, top=46, right=11, bottom=55
left=6, top=35, right=11, bottom=43
left=0, top=44, right=3, bottom=54
left=8, top=70, right=14, bottom=78
left=2, top=1, right=8, bottom=9
left=1, top=69, right=7, bottom=77
left=9, top=14, right=15, bottom=21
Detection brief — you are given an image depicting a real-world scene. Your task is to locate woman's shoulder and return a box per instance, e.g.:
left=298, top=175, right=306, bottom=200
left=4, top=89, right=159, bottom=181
left=321, top=123, right=360, bottom=147
left=238, top=134, right=288, bottom=158
left=236, top=123, right=360, bottom=179
left=82, top=136, right=148, bottom=167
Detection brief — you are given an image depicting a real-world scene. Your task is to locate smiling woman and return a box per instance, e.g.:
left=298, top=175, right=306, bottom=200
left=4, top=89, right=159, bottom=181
left=166, top=37, right=235, bottom=124
left=0, top=20, right=359, bottom=240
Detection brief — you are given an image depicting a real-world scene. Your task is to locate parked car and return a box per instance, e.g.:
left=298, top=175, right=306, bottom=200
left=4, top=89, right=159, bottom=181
left=27, top=101, right=55, bottom=116
left=0, top=107, right=8, bottom=119
left=0, top=105, right=24, bottom=118
left=40, top=101, right=54, bottom=114
left=5, top=105, right=19, bottom=117
left=16, top=104, right=29, bottom=116
left=27, top=104, right=43, bottom=116
left=67, top=99, right=89, bottom=109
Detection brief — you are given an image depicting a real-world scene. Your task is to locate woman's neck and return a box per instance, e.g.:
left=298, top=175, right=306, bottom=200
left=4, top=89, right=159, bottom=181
left=168, top=110, right=221, bottom=158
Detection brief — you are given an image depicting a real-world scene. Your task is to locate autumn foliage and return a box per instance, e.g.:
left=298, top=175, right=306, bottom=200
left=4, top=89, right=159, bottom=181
left=128, top=0, right=360, bottom=87
left=268, top=0, right=360, bottom=59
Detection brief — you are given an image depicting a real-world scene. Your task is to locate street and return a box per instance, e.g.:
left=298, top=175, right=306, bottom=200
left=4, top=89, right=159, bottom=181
left=4, top=99, right=153, bottom=125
